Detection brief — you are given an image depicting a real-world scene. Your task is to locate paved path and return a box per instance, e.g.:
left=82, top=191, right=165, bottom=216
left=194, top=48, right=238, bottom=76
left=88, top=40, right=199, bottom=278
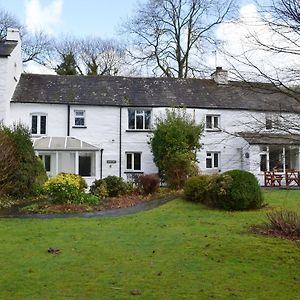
left=0, top=196, right=176, bottom=219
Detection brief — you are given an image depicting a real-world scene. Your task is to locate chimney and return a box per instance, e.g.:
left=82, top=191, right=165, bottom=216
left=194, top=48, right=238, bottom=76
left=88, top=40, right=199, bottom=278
left=211, top=66, right=228, bottom=85
left=6, top=28, right=21, bottom=42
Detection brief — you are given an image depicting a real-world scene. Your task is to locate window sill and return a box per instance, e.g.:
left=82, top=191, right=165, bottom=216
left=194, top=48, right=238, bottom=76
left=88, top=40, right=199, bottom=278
left=126, top=129, right=152, bottom=132
left=124, top=171, right=143, bottom=174
left=205, top=129, right=221, bottom=132
left=72, top=126, right=87, bottom=129
left=32, top=134, right=47, bottom=137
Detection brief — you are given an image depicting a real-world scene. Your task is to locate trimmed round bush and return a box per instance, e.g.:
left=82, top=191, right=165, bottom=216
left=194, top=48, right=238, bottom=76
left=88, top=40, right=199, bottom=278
left=184, top=175, right=209, bottom=202
left=222, top=170, right=263, bottom=210
left=44, top=173, right=87, bottom=204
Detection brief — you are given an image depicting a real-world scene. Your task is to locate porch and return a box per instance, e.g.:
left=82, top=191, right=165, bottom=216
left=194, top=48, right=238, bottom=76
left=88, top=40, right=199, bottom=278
left=33, top=136, right=101, bottom=186
left=240, top=133, right=300, bottom=186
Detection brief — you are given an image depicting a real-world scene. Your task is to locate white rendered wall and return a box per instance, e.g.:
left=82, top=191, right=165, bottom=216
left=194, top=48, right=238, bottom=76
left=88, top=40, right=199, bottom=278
left=9, top=99, right=300, bottom=184
left=0, top=29, right=23, bottom=124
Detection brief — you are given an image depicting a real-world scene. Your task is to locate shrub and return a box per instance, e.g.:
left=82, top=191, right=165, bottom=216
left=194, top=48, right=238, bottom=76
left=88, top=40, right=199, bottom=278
left=0, top=124, right=47, bottom=197
left=184, top=170, right=262, bottom=211
left=150, top=108, right=203, bottom=189
left=251, top=209, right=300, bottom=241
left=265, top=210, right=300, bottom=239
left=80, top=194, right=101, bottom=205
left=205, top=174, right=233, bottom=208
left=0, top=130, right=19, bottom=194
left=124, top=181, right=136, bottom=195
left=222, top=170, right=263, bottom=210
left=44, top=173, right=87, bottom=204
left=137, top=174, right=160, bottom=194
left=184, top=175, right=209, bottom=202
left=90, top=179, right=109, bottom=200
left=103, top=176, right=127, bottom=197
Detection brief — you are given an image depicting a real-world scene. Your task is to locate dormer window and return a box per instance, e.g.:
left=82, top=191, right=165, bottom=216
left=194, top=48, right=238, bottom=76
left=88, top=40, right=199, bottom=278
left=206, top=115, right=220, bottom=131
left=31, top=114, right=47, bottom=135
left=74, top=110, right=86, bottom=127
left=128, top=109, right=151, bottom=130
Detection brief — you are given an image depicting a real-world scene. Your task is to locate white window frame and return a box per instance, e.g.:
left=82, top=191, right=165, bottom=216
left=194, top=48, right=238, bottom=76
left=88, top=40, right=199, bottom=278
left=128, top=109, right=152, bottom=130
left=206, top=152, right=220, bottom=169
left=74, top=110, right=86, bottom=127
left=126, top=152, right=142, bottom=171
left=205, top=115, right=220, bottom=131
left=31, top=113, right=47, bottom=135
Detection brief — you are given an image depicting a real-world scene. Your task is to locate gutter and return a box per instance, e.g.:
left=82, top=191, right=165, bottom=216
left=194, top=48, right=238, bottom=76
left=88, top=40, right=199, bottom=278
left=119, top=106, right=122, bottom=177
left=100, top=149, right=104, bottom=179
left=67, top=104, right=70, bottom=136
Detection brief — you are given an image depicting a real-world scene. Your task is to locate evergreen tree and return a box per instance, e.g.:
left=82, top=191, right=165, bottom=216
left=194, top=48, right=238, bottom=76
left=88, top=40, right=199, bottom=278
left=55, top=53, right=78, bottom=75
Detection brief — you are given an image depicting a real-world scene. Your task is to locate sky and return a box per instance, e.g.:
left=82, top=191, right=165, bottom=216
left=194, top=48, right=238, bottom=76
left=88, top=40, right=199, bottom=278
left=0, top=0, right=141, bottom=38
left=0, top=0, right=289, bottom=77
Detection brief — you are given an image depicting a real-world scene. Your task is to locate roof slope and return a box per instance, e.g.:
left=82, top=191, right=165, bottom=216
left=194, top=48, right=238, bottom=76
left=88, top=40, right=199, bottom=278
left=0, top=40, right=17, bottom=56
left=239, top=132, right=300, bottom=145
left=11, top=73, right=300, bottom=112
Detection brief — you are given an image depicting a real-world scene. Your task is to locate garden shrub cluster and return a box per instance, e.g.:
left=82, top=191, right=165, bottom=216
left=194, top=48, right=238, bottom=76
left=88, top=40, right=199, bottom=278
left=90, top=175, right=132, bottom=199
left=0, top=124, right=47, bottom=197
left=43, top=173, right=100, bottom=205
left=89, top=179, right=109, bottom=199
left=184, top=170, right=263, bottom=211
left=136, top=174, right=160, bottom=194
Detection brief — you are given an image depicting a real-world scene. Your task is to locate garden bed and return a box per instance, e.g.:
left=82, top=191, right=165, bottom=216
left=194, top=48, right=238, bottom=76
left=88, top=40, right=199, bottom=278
left=0, top=190, right=182, bottom=216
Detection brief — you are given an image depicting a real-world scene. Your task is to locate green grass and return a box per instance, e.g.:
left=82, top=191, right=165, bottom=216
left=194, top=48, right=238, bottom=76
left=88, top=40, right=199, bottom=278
left=0, top=190, right=299, bottom=299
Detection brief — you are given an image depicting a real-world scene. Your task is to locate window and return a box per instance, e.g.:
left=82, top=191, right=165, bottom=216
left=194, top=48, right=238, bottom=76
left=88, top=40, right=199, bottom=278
left=74, top=110, right=85, bottom=127
left=128, top=109, right=151, bottom=130
left=31, top=114, right=47, bottom=135
left=39, top=155, right=51, bottom=172
left=206, top=115, right=220, bottom=130
left=79, top=155, right=91, bottom=176
left=126, top=152, right=141, bottom=171
left=206, top=152, right=220, bottom=169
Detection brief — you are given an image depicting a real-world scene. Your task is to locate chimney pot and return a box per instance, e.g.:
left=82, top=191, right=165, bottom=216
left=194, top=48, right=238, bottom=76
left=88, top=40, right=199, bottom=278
left=211, top=66, right=228, bottom=85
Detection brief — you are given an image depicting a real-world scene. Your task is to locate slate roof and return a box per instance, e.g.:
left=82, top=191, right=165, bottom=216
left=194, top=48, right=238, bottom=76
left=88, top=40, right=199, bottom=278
left=11, top=73, right=300, bottom=113
left=239, top=132, right=300, bottom=145
left=0, top=40, right=17, bottom=56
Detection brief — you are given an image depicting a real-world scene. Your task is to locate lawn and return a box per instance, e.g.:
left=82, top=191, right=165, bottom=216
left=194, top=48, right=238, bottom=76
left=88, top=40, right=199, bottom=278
left=0, top=190, right=299, bottom=300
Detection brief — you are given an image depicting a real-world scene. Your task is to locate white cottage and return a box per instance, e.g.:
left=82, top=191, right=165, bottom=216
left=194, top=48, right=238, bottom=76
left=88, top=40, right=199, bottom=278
left=1, top=29, right=300, bottom=186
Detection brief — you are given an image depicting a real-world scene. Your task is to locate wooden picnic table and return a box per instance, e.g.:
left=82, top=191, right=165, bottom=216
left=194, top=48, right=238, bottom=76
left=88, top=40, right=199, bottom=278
left=264, top=171, right=284, bottom=187
left=264, top=170, right=300, bottom=187
left=285, top=170, right=300, bottom=186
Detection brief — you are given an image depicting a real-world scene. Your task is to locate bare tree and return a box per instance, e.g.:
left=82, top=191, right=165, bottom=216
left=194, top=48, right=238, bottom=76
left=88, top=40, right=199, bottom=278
left=53, top=36, right=83, bottom=74
left=122, top=0, right=236, bottom=78
left=0, top=9, right=21, bottom=39
left=0, top=8, right=53, bottom=67
left=220, top=0, right=300, bottom=102
left=80, top=37, right=126, bottom=76
left=53, top=36, right=129, bottom=76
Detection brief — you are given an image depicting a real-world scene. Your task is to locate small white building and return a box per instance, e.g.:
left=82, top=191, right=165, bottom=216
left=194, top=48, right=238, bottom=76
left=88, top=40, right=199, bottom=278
left=1, top=29, right=300, bottom=186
